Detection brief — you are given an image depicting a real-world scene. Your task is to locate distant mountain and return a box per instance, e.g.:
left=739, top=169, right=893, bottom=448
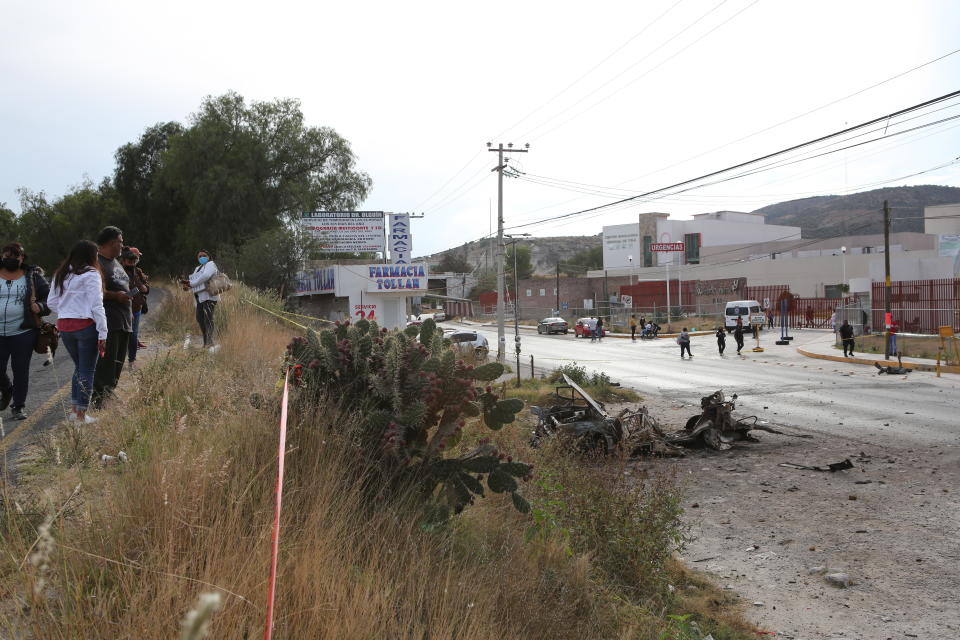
left=753, top=185, right=960, bottom=238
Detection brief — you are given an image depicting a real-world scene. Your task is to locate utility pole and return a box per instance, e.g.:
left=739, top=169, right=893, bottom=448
left=489, top=142, right=529, bottom=362
left=883, top=200, right=892, bottom=360
left=556, top=262, right=560, bottom=314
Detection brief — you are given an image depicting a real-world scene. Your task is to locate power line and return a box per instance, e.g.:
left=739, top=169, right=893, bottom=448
left=503, top=89, right=960, bottom=231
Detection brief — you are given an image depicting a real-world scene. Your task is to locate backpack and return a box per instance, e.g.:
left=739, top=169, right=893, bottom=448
left=207, top=272, right=232, bottom=296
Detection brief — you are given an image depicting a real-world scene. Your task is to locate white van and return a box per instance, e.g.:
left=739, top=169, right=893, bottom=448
left=724, top=300, right=762, bottom=331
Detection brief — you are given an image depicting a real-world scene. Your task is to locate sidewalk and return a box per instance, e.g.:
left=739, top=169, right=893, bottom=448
left=458, top=319, right=712, bottom=339
left=796, top=333, right=960, bottom=374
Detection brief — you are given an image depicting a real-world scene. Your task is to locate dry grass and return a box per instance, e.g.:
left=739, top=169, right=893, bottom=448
left=0, top=286, right=755, bottom=639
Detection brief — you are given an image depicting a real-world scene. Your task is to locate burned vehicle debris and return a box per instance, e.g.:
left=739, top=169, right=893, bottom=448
left=531, top=377, right=808, bottom=455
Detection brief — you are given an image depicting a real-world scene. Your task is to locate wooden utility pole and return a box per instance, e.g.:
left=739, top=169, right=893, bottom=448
left=489, top=142, right=529, bottom=361
left=555, top=262, right=560, bottom=313
left=883, top=200, right=892, bottom=359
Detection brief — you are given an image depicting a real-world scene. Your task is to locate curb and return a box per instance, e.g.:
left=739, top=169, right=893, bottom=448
left=796, top=347, right=960, bottom=374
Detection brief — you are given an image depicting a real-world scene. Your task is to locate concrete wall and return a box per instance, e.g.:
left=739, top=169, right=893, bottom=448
left=924, top=203, right=960, bottom=235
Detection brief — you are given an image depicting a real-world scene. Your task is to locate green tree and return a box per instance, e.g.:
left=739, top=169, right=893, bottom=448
left=505, top=244, right=533, bottom=280
left=218, top=224, right=317, bottom=295
left=563, top=245, right=602, bottom=276
left=0, top=203, right=17, bottom=242
left=436, top=249, right=472, bottom=273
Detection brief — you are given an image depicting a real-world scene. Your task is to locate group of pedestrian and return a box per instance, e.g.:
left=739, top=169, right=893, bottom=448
left=712, top=318, right=746, bottom=358
left=0, top=225, right=221, bottom=423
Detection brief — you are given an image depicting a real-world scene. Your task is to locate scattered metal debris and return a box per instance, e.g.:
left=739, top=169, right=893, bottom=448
left=875, top=354, right=911, bottom=375
left=778, top=459, right=854, bottom=472
left=531, top=379, right=810, bottom=455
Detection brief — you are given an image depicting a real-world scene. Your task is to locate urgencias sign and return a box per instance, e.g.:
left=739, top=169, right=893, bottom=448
left=366, top=264, right=428, bottom=292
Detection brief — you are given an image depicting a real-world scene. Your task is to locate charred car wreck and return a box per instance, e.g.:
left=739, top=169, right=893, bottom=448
left=530, top=375, right=807, bottom=455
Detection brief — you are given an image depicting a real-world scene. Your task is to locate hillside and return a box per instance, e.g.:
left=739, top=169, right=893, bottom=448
left=420, top=234, right=602, bottom=275
left=753, top=184, right=960, bottom=238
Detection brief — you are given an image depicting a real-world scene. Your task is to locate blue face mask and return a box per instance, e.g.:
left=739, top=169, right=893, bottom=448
left=198, top=256, right=209, bottom=265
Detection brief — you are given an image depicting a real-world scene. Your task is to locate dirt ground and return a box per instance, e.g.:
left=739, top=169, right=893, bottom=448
left=628, top=393, right=960, bottom=639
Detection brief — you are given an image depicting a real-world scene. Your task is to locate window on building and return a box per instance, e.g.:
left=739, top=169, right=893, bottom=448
left=643, top=235, right=653, bottom=267
left=539, top=288, right=546, bottom=296
left=684, top=232, right=701, bottom=264
left=526, top=289, right=532, bottom=297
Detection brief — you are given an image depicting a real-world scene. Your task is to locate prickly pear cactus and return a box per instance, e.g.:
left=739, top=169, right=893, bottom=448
left=286, top=318, right=532, bottom=517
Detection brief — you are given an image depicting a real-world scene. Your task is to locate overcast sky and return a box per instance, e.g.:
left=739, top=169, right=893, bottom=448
left=3, top=0, right=959, bottom=256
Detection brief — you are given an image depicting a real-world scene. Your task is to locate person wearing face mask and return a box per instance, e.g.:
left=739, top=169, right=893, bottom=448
left=92, top=226, right=133, bottom=409
left=181, top=250, right=220, bottom=351
left=0, top=242, right=51, bottom=420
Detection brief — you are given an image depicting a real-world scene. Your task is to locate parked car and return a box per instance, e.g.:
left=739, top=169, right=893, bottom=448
left=724, top=300, right=762, bottom=331
left=574, top=317, right=605, bottom=338
left=447, top=330, right=489, bottom=360
left=537, top=317, right=569, bottom=334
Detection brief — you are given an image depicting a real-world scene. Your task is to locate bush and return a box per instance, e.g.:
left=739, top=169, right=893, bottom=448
left=548, top=362, right=588, bottom=386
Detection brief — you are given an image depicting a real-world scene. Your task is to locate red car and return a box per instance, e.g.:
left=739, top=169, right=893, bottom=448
left=574, top=318, right=605, bottom=338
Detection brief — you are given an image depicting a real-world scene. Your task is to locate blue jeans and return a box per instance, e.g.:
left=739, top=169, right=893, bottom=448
left=128, top=311, right=141, bottom=362
left=61, top=324, right=100, bottom=411
left=0, top=330, right=37, bottom=410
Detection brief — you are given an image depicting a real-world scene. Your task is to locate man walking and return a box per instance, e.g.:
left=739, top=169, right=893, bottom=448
left=716, top=326, right=726, bottom=355
left=734, top=321, right=745, bottom=355
left=629, top=314, right=638, bottom=341
left=839, top=319, right=855, bottom=357
left=595, top=316, right=604, bottom=341
left=678, top=328, right=692, bottom=359
left=92, top=226, right=132, bottom=409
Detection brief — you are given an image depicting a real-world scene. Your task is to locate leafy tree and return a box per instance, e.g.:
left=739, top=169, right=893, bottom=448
left=505, top=244, right=533, bottom=280
left=564, top=245, right=602, bottom=276
left=436, top=249, right=472, bottom=273
left=218, top=224, right=317, bottom=295
left=0, top=204, right=17, bottom=242
left=468, top=268, right=496, bottom=300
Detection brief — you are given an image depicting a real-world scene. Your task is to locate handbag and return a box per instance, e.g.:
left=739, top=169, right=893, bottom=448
left=206, top=271, right=232, bottom=296
left=30, top=274, right=59, bottom=355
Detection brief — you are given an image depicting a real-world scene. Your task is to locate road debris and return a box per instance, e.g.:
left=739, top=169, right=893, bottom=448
left=778, top=459, right=854, bottom=472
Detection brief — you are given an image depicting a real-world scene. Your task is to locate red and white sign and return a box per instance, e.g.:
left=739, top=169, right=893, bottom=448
left=354, top=303, right=379, bottom=321
left=651, top=242, right=685, bottom=252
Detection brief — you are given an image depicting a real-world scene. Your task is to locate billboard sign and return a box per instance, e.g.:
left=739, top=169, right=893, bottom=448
left=301, top=211, right=385, bottom=252
left=366, top=263, right=428, bottom=293
left=388, top=213, right=412, bottom=263
left=651, top=242, right=685, bottom=252
left=293, top=266, right=336, bottom=296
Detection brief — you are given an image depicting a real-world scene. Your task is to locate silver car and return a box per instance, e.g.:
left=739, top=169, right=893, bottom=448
left=448, top=330, right=489, bottom=360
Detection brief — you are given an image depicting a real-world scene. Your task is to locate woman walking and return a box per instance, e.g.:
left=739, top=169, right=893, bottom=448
left=716, top=326, right=726, bottom=355
left=678, top=328, right=692, bottom=359
left=182, top=250, right=220, bottom=351
left=0, top=242, right=51, bottom=420
left=47, top=240, right=107, bottom=424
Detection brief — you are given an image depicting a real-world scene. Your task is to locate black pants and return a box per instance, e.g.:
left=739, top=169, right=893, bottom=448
left=0, top=330, right=37, bottom=410
left=631, top=326, right=636, bottom=340
left=679, top=342, right=692, bottom=357
left=92, top=330, right=130, bottom=409
left=196, top=300, right=217, bottom=346
left=842, top=338, right=855, bottom=357
left=717, top=338, right=725, bottom=354
left=735, top=336, right=744, bottom=352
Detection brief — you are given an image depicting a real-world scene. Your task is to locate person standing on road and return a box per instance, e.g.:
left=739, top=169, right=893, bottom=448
left=629, top=314, right=638, bottom=341
left=888, top=319, right=899, bottom=356
left=47, top=240, right=107, bottom=424
left=678, top=328, right=692, bottom=359
left=0, top=243, right=51, bottom=420
left=767, top=308, right=774, bottom=329
left=839, top=319, right=855, bottom=358
left=182, top=249, right=221, bottom=351
left=733, top=322, right=745, bottom=354
left=716, top=326, right=726, bottom=355
left=92, top=226, right=133, bottom=410
left=595, top=316, right=604, bottom=342
left=121, top=248, right=149, bottom=369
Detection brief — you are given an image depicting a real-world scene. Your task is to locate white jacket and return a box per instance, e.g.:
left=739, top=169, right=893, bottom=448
left=189, top=260, right=221, bottom=304
left=46, top=270, right=109, bottom=340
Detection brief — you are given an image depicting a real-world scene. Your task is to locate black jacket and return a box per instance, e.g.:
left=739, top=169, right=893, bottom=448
left=17, top=265, right=51, bottom=330
left=839, top=324, right=854, bottom=340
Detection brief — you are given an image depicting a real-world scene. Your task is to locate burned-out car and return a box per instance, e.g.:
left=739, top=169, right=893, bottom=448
left=530, top=374, right=657, bottom=454
left=532, top=379, right=807, bottom=455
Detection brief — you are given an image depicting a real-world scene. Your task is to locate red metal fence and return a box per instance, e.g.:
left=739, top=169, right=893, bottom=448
left=871, top=278, right=960, bottom=334
left=744, top=285, right=789, bottom=307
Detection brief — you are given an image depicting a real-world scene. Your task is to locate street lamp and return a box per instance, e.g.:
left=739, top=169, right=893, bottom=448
left=505, top=233, right=530, bottom=386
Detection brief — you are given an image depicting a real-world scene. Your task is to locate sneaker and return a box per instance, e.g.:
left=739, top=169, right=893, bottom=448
left=208, top=345, right=221, bottom=353
left=80, top=414, right=97, bottom=424
left=0, top=387, right=11, bottom=411
left=11, top=407, right=27, bottom=421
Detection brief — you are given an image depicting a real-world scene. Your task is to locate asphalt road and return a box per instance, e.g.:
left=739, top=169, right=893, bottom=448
left=460, top=324, right=960, bottom=448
